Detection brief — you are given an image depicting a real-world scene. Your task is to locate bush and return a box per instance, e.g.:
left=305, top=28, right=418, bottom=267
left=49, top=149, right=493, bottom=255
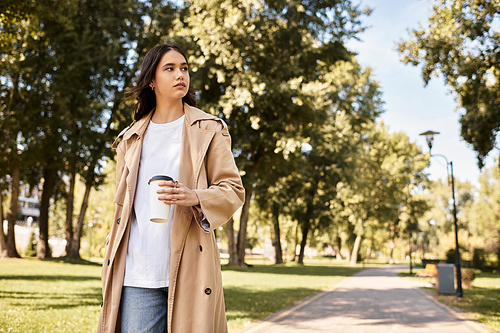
left=472, top=248, right=486, bottom=270
left=446, top=248, right=456, bottom=264
left=23, top=228, right=37, bottom=257
left=461, top=268, right=476, bottom=289
left=422, top=258, right=444, bottom=266
left=245, top=236, right=259, bottom=250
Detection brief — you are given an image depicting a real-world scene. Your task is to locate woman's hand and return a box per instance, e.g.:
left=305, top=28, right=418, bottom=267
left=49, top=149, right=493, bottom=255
left=157, top=180, right=200, bottom=207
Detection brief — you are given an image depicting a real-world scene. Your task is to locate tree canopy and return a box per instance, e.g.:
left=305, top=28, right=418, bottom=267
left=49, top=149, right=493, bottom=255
left=397, top=0, right=500, bottom=168
left=0, top=0, right=443, bottom=266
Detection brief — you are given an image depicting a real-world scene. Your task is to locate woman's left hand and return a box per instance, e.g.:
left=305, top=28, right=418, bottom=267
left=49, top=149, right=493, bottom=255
left=157, top=180, right=200, bottom=207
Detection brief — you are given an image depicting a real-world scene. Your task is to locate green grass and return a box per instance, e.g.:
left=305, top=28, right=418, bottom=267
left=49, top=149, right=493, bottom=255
left=0, top=257, right=363, bottom=333
left=0, top=258, right=102, bottom=333
left=401, top=268, right=500, bottom=332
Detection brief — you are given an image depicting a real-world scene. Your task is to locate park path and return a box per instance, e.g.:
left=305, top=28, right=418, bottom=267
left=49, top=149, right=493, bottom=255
left=237, top=265, right=492, bottom=333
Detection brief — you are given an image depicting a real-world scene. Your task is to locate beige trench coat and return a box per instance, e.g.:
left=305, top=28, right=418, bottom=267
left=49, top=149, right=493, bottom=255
left=97, top=104, right=245, bottom=333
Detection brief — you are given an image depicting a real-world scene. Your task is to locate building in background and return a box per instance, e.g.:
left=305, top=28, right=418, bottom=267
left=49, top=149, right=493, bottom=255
left=18, top=185, right=40, bottom=226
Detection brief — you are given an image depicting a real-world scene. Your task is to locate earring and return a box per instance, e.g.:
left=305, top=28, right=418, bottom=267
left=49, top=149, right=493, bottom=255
left=151, top=86, right=154, bottom=91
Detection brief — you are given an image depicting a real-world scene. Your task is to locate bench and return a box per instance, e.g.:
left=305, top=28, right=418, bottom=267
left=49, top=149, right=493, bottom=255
left=416, top=264, right=437, bottom=277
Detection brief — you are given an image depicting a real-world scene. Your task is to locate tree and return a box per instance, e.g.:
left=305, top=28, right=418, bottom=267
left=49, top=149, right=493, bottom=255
left=336, top=123, right=429, bottom=265
left=247, top=55, right=384, bottom=265
left=288, top=58, right=383, bottom=264
left=180, top=0, right=370, bottom=266
left=397, top=0, right=500, bottom=168
left=253, top=161, right=302, bottom=264
left=47, top=0, right=144, bottom=258
left=465, top=165, right=500, bottom=270
left=420, top=178, right=475, bottom=259
left=0, top=0, right=153, bottom=258
left=0, top=1, right=50, bottom=258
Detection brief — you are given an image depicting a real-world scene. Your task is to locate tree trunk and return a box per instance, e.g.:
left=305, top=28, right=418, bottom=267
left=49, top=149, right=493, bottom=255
left=350, top=234, right=362, bottom=265
left=272, top=204, right=283, bottom=264
left=336, top=235, right=342, bottom=261
left=292, top=221, right=299, bottom=262
left=64, top=164, right=76, bottom=255
left=0, top=187, right=7, bottom=257
left=389, top=240, right=395, bottom=264
left=297, top=222, right=309, bottom=264
left=37, top=166, right=56, bottom=259
left=236, top=187, right=252, bottom=267
left=346, top=245, right=352, bottom=262
left=345, top=223, right=356, bottom=263
left=67, top=181, right=91, bottom=258
left=389, top=220, right=395, bottom=264
left=297, top=182, right=317, bottom=265
left=226, top=217, right=238, bottom=266
left=6, top=161, right=21, bottom=258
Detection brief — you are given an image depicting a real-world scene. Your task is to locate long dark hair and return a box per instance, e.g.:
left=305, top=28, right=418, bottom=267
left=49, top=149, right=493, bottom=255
left=126, top=44, right=197, bottom=121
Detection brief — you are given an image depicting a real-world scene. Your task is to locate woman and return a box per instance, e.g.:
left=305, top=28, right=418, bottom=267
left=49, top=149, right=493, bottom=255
left=98, top=44, right=245, bottom=333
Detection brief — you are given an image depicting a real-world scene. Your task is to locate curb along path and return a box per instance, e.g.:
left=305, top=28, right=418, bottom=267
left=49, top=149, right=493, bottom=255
left=236, top=265, right=491, bottom=333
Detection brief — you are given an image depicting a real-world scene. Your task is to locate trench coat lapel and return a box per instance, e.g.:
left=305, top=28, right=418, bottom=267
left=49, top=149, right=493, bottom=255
left=178, top=105, right=217, bottom=188
left=172, top=104, right=217, bottom=250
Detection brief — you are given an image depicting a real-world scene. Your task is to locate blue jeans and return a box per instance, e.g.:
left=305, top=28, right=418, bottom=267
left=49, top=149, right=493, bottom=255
left=120, top=286, right=168, bottom=333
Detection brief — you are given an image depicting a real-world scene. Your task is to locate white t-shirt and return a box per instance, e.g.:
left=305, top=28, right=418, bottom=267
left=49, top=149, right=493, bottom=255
left=123, top=115, right=185, bottom=288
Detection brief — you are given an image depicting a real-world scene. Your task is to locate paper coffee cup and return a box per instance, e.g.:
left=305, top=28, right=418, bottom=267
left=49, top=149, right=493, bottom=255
left=148, top=175, right=173, bottom=223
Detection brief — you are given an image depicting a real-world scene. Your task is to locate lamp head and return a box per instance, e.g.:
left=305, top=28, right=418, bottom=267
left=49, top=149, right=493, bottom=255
left=419, top=130, right=440, bottom=152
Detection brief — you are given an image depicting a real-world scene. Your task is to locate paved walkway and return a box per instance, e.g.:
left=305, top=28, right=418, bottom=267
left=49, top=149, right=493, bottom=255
left=237, top=265, right=491, bottom=333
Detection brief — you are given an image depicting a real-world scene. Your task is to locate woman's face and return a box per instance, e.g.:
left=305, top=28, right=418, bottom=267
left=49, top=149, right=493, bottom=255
left=151, top=50, right=190, bottom=101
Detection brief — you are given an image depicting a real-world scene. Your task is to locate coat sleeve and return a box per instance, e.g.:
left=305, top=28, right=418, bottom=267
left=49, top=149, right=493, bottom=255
left=192, top=122, right=245, bottom=232
left=101, top=140, right=126, bottom=287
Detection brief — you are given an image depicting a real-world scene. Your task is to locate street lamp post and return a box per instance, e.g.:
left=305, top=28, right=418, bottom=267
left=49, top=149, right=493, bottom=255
left=419, top=130, right=463, bottom=298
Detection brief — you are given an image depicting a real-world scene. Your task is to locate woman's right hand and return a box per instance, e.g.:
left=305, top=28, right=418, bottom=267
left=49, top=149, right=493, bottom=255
left=157, top=180, right=200, bottom=207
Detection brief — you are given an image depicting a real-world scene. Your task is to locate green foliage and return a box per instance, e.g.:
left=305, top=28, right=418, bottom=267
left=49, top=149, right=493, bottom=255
left=461, top=268, right=476, bottom=289
left=397, top=0, right=500, bottom=167
left=0, top=0, right=154, bottom=256
left=473, top=248, right=487, bottom=270
left=335, top=123, right=429, bottom=260
left=1, top=0, right=379, bottom=262
left=445, top=248, right=455, bottom=264
left=172, top=0, right=374, bottom=265
left=1, top=0, right=455, bottom=266
left=181, top=0, right=370, bottom=184
left=420, top=178, right=475, bottom=259
left=23, top=228, right=37, bottom=257
left=467, top=165, right=500, bottom=265
left=264, top=58, right=385, bottom=262
left=84, top=158, right=117, bottom=257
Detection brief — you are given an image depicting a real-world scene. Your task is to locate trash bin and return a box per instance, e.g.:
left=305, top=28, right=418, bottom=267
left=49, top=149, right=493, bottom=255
left=437, top=264, right=455, bottom=294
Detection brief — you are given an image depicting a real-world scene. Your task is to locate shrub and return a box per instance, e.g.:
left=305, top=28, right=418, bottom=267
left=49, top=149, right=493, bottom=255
left=472, top=248, right=486, bottom=270
left=446, top=248, right=455, bottom=264
left=23, top=228, right=37, bottom=257
left=461, top=268, right=476, bottom=289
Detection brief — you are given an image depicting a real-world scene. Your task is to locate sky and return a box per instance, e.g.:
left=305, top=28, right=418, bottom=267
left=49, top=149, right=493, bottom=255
left=346, top=0, right=496, bottom=185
